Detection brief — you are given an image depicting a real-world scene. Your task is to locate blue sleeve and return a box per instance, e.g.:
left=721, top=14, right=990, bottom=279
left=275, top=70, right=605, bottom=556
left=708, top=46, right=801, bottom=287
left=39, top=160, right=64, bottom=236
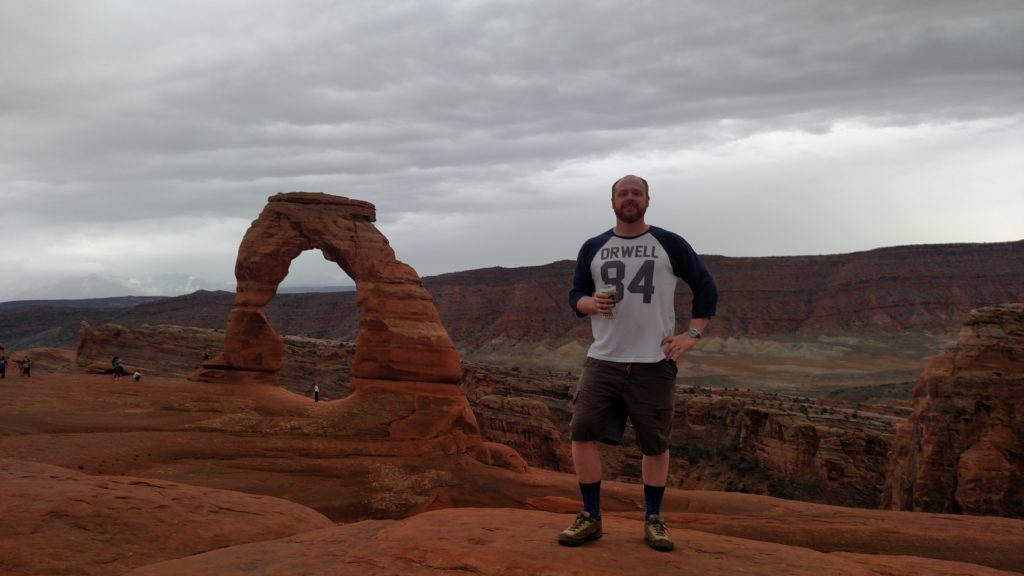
left=568, top=232, right=611, bottom=318
left=650, top=227, right=719, bottom=318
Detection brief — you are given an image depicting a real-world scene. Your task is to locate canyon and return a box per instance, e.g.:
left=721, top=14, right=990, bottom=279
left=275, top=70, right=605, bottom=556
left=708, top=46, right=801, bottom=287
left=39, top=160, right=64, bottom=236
left=65, top=303, right=1022, bottom=515
left=4, top=239, right=1022, bottom=355
left=1, top=193, right=1021, bottom=575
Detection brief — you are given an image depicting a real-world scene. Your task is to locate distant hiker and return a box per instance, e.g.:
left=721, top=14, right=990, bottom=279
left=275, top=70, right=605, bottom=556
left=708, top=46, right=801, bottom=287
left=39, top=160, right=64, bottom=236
left=112, top=357, right=124, bottom=379
left=20, top=358, right=31, bottom=377
left=0, top=356, right=6, bottom=379
left=132, top=370, right=142, bottom=382
left=313, top=383, right=320, bottom=403
left=560, top=174, right=718, bottom=552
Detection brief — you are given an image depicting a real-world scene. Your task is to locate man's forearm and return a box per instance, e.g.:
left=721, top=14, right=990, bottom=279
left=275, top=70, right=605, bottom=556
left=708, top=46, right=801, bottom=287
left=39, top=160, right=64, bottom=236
left=688, top=317, right=710, bottom=335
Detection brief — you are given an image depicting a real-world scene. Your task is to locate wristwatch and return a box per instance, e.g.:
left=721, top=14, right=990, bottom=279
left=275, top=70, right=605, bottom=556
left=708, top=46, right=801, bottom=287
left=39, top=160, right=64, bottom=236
left=688, top=327, right=702, bottom=339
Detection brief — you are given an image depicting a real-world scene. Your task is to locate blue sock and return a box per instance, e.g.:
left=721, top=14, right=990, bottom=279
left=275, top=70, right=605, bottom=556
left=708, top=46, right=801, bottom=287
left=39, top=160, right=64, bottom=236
left=644, top=484, right=665, bottom=520
left=580, top=481, right=601, bottom=520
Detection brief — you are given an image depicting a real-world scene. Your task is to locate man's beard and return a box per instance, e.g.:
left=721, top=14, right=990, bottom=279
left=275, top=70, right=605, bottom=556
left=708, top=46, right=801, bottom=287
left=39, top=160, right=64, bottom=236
left=614, top=201, right=647, bottom=223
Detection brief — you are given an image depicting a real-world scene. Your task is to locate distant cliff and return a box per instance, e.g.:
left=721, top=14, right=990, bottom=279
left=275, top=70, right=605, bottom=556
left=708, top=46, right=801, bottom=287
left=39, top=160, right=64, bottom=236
left=425, top=240, right=1024, bottom=350
left=2, top=240, right=1021, bottom=353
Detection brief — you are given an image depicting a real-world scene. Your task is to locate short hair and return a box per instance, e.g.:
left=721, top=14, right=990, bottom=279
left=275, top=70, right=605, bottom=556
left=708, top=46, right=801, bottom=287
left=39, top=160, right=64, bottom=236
left=611, top=175, right=649, bottom=195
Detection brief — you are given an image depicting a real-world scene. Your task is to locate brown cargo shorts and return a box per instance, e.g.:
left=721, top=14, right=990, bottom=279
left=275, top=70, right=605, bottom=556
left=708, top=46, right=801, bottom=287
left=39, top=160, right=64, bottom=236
left=569, top=356, right=678, bottom=456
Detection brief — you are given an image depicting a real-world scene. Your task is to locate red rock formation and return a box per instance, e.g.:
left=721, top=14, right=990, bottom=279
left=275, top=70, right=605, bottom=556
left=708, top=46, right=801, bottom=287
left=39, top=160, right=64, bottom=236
left=0, top=458, right=333, bottom=576
left=4, top=374, right=1024, bottom=575
left=125, top=507, right=1024, bottom=576
left=179, top=193, right=523, bottom=471
left=884, top=304, right=1024, bottom=517
left=1, top=346, right=75, bottom=374
left=72, top=322, right=896, bottom=507
left=459, top=363, right=575, bottom=473
left=459, top=361, right=898, bottom=508
left=670, top=392, right=896, bottom=507
left=76, top=321, right=357, bottom=399
left=76, top=321, right=222, bottom=376
left=193, top=192, right=460, bottom=386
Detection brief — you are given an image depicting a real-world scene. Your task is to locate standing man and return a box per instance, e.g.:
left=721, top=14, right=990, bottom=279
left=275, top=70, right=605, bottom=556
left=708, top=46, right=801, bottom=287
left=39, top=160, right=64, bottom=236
left=560, top=175, right=718, bottom=551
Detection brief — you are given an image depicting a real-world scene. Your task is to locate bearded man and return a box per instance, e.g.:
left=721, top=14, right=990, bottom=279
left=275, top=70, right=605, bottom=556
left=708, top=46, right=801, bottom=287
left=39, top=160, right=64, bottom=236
left=561, top=174, right=718, bottom=551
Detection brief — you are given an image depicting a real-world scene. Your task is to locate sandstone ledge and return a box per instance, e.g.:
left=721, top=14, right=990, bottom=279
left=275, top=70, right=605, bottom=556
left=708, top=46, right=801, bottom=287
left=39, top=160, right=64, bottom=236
left=0, top=458, right=333, bottom=576
left=126, top=507, right=1021, bottom=576
left=4, top=374, right=1024, bottom=575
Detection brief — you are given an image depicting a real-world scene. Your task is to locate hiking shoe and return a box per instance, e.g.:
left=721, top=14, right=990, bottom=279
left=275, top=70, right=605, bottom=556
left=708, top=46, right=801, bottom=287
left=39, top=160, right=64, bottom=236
left=644, top=515, right=674, bottom=551
left=558, top=511, right=603, bottom=546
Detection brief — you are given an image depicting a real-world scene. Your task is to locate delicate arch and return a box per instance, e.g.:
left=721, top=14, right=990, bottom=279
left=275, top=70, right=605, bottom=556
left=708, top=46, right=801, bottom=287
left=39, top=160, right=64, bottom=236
left=193, top=192, right=461, bottom=385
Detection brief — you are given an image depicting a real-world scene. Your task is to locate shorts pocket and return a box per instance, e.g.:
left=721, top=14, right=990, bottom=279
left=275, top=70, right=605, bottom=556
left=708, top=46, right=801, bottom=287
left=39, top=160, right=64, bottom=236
left=664, top=359, right=678, bottom=376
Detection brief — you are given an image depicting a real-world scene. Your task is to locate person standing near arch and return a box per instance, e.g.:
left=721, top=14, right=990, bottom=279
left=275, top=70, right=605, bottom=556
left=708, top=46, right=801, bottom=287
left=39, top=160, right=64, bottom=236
left=560, top=174, right=718, bottom=551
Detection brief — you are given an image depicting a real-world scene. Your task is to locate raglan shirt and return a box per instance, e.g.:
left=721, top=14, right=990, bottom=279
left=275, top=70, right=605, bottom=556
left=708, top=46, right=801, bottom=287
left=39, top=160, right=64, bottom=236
left=569, top=226, right=718, bottom=363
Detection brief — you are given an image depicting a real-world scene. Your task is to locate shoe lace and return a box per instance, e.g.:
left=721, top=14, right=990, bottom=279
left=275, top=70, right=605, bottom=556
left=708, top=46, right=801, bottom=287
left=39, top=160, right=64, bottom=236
left=570, top=513, right=590, bottom=531
left=649, top=517, right=668, bottom=538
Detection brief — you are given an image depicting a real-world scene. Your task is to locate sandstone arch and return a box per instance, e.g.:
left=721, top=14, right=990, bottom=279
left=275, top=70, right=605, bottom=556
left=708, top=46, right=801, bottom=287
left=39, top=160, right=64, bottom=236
left=193, top=192, right=461, bottom=386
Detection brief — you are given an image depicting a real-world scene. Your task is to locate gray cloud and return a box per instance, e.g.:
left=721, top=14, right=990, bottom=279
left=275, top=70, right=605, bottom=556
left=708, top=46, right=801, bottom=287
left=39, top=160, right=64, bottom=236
left=1, top=0, right=1022, bottom=300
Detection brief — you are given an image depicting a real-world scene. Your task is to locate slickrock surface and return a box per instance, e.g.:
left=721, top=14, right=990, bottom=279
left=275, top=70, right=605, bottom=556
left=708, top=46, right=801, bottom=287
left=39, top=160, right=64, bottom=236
left=886, top=303, right=1024, bottom=517
left=0, top=458, right=333, bottom=576
left=125, top=507, right=1022, bottom=576
left=0, top=374, right=527, bottom=522
left=2, top=373, right=1024, bottom=575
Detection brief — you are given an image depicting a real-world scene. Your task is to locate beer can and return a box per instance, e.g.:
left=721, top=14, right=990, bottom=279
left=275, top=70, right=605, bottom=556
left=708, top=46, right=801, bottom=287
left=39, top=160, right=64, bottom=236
left=596, top=284, right=617, bottom=319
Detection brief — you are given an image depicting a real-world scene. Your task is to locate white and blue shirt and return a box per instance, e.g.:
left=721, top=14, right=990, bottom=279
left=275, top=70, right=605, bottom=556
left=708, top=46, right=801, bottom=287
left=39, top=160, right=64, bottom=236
left=569, top=226, right=718, bottom=363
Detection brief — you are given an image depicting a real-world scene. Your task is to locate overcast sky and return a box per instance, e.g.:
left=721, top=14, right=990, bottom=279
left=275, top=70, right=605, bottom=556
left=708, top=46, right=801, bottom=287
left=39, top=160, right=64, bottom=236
left=1, top=0, right=1022, bottom=301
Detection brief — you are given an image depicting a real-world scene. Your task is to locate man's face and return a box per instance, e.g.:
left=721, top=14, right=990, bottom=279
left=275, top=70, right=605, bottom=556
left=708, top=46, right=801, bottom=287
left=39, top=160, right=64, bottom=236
left=612, top=177, right=649, bottom=224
